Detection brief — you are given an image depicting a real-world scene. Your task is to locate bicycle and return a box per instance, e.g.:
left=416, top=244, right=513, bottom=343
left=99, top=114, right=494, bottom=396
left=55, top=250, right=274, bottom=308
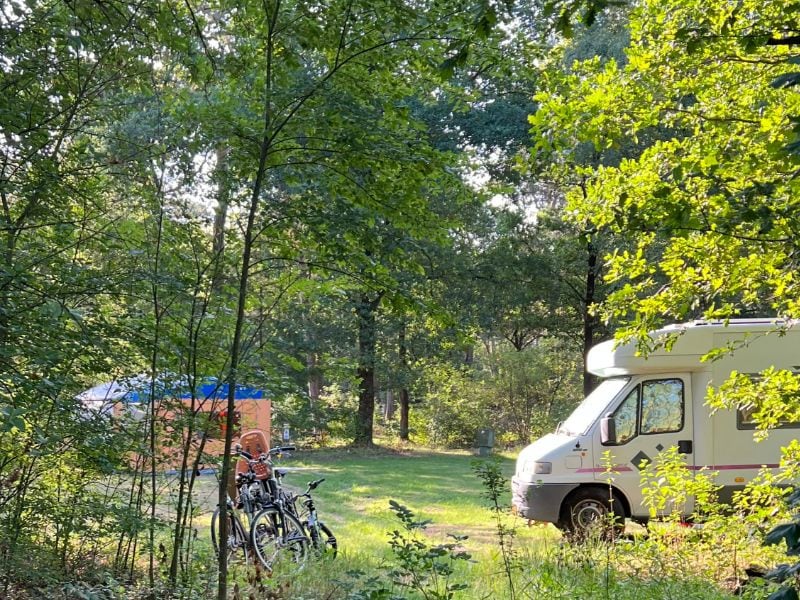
left=241, top=446, right=309, bottom=574
left=210, top=467, right=262, bottom=564
left=283, top=477, right=337, bottom=557
left=209, top=445, right=282, bottom=564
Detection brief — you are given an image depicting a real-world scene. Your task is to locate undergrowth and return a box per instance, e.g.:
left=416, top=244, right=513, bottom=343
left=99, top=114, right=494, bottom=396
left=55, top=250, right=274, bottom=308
left=11, top=447, right=800, bottom=599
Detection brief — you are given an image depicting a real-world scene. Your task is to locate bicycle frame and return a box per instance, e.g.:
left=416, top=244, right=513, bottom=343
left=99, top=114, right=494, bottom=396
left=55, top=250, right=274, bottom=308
left=284, top=478, right=337, bottom=556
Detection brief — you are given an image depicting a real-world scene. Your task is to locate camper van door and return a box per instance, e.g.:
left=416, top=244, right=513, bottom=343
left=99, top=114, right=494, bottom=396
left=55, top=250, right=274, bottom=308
left=592, top=374, right=695, bottom=518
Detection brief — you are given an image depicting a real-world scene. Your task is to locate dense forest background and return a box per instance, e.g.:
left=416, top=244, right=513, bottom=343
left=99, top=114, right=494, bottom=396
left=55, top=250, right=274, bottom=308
left=1, top=0, right=798, bottom=597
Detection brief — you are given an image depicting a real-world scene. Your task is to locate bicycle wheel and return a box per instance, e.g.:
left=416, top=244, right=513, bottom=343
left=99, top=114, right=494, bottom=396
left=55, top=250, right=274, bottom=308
left=210, top=507, right=249, bottom=564
left=250, top=506, right=308, bottom=575
left=309, top=521, right=337, bottom=558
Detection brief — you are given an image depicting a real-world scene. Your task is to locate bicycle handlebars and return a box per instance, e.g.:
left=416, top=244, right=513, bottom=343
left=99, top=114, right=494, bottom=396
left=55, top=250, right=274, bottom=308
left=234, top=445, right=297, bottom=461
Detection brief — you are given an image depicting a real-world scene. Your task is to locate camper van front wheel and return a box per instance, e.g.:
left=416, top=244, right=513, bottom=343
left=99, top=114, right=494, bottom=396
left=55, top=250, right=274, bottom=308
left=559, top=487, right=624, bottom=540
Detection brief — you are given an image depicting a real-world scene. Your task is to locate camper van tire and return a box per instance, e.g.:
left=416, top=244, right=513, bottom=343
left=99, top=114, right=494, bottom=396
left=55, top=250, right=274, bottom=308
left=558, top=487, right=625, bottom=541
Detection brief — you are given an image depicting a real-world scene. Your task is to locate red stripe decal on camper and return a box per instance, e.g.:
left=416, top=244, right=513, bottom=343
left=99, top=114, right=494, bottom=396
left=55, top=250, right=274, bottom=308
left=575, top=464, right=779, bottom=474
left=576, top=466, right=634, bottom=473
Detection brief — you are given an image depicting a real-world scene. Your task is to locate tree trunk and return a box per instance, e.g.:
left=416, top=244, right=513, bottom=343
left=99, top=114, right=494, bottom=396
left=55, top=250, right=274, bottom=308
left=399, top=389, right=410, bottom=441
left=211, top=144, right=229, bottom=293
left=384, top=389, right=395, bottom=420
left=217, top=155, right=263, bottom=599
left=307, top=352, right=322, bottom=402
left=398, top=321, right=410, bottom=441
left=354, top=293, right=382, bottom=446
left=217, top=2, right=278, bottom=590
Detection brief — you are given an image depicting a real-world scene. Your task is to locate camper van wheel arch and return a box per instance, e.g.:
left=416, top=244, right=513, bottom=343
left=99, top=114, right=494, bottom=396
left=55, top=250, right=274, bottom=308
left=558, top=486, right=626, bottom=540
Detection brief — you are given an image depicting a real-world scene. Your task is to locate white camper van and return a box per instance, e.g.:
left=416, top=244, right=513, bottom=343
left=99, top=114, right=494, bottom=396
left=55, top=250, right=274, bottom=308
left=512, top=319, right=800, bottom=535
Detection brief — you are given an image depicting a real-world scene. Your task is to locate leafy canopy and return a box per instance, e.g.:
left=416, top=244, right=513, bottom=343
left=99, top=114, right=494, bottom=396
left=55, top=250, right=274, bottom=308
left=532, top=0, right=800, bottom=339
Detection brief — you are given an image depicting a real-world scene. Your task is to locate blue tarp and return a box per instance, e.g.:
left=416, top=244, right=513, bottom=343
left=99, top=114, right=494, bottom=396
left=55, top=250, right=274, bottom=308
left=78, top=376, right=265, bottom=408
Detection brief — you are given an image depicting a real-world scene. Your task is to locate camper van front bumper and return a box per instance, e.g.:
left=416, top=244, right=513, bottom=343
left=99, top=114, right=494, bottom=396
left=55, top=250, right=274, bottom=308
left=512, top=476, right=579, bottom=524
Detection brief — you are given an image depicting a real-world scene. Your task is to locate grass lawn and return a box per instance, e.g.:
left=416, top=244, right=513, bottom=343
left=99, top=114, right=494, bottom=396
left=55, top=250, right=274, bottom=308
left=182, top=447, right=734, bottom=599
left=191, top=447, right=555, bottom=560
left=185, top=447, right=559, bottom=597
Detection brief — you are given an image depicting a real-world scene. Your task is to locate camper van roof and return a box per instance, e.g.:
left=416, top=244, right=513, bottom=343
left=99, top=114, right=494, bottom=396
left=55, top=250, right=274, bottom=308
left=670, top=318, right=788, bottom=329
left=587, top=318, right=795, bottom=377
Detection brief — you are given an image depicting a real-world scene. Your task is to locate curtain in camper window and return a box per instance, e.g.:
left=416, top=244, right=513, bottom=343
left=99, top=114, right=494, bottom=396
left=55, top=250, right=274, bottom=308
left=640, top=379, right=684, bottom=434
left=614, top=387, right=639, bottom=444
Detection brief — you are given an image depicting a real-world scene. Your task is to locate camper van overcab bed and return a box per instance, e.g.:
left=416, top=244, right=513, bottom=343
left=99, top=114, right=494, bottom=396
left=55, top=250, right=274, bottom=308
left=511, top=319, right=800, bottom=536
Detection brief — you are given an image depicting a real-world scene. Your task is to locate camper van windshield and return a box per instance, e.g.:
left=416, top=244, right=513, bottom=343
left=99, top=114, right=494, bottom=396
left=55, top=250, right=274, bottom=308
left=559, top=378, right=630, bottom=436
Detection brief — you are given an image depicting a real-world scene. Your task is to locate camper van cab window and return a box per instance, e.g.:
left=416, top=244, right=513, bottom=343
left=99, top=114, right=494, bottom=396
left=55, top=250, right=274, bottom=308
left=602, top=378, right=685, bottom=445
left=640, top=379, right=684, bottom=435
left=559, top=378, right=629, bottom=436
left=612, top=387, right=639, bottom=444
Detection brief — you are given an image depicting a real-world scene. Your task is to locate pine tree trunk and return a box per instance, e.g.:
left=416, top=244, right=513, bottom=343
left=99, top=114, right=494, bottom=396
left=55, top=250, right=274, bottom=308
left=398, top=322, right=410, bottom=441
left=399, top=389, right=410, bottom=441
left=354, top=293, right=381, bottom=446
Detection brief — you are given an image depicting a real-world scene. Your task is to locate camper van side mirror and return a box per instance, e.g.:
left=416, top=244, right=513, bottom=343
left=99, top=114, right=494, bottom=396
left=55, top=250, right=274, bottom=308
left=601, top=414, right=617, bottom=445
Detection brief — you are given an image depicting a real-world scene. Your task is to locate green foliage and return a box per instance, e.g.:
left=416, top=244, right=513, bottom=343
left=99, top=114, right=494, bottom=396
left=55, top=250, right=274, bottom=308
left=10, top=0, right=800, bottom=594
left=532, top=16, right=800, bottom=597
left=755, top=443, right=800, bottom=599
left=708, top=367, right=800, bottom=441
left=639, top=446, right=721, bottom=521
left=339, top=569, right=397, bottom=600
left=410, top=340, right=581, bottom=448
left=411, top=361, right=488, bottom=447
left=386, top=500, right=471, bottom=600
left=626, top=443, right=800, bottom=594
left=532, top=0, right=800, bottom=336
left=60, top=580, right=126, bottom=600
left=282, top=384, right=362, bottom=442
left=472, top=458, right=519, bottom=598
left=4, top=0, right=530, bottom=589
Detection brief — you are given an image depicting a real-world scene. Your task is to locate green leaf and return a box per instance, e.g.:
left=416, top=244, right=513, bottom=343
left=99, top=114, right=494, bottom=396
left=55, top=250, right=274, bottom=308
left=438, top=46, right=470, bottom=79
left=741, top=34, right=771, bottom=53
left=557, top=9, right=573, bottom=38
left=474, top=6, right=498, bottom=39
left=686, top=38, right=703, bottom=54
left=767, top=564, right=794, bottom=583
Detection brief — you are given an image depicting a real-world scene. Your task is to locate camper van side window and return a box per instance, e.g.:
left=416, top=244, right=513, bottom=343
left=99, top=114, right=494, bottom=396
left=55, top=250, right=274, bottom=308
left=640, top=379, right=684, bottom=435
left=608, top=387, right=639, bottom=445
left=735, top=374, right=800, bottom=430
left=737, top=406, right=800, bottom=429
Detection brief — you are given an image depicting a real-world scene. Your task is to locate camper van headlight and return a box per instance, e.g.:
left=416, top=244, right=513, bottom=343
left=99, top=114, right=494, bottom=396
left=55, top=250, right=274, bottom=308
left=533, top=461, right=552, bottom=475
